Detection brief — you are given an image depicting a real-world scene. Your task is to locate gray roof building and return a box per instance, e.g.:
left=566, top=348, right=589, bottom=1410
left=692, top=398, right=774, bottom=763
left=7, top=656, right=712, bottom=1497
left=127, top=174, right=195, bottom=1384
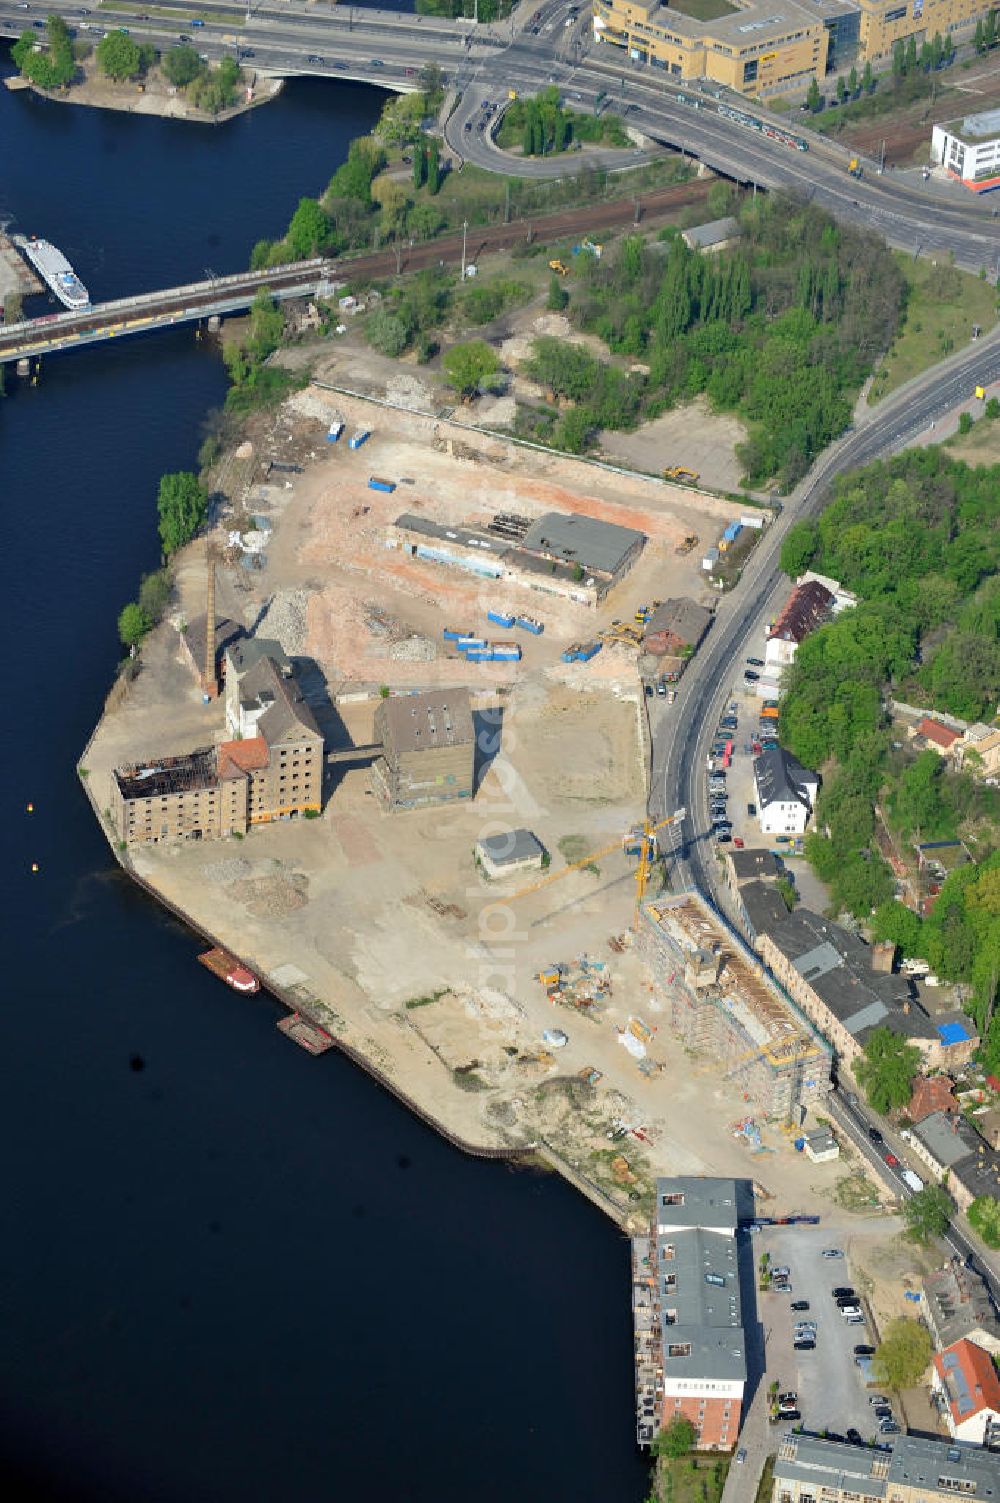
left=477, top=829, right=543, bottom=868
left=739, top=879, right=790, bottom=937
left=921, top=1260, right=1000, bottom=1355
left=655, top=1177, right=752, bottom=1389
left=379, top=689, right=474, bottom=755
left=753, top=748, right=817, bottom=814
left=681, top=217, right=741, bottom=251
left=773, top=1431, right=1000, bottom=1502
left=227, top=637, right=294, bottom=680
left=643, top=597, right=714, bottom=656
left=238, top=656, right=322, bottom=746
left=728, top=849, right=782, bottom=884
left=520, top=511, right=646, bottom=581
left=913, top=1111, right=985, bottom=1172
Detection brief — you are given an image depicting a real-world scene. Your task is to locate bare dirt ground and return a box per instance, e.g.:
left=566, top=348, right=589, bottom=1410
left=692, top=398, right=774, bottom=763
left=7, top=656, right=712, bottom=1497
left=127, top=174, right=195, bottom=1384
left=597, top=399, right=750, bottom=494
left=84, top=384, right=892, bottom=1230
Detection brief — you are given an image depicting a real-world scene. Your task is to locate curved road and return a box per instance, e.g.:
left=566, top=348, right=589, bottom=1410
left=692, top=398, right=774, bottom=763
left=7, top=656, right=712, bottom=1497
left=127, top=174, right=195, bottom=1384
left=3, top=0, right=999, bottom=267
left=652, top=325, right=1000, bottom=908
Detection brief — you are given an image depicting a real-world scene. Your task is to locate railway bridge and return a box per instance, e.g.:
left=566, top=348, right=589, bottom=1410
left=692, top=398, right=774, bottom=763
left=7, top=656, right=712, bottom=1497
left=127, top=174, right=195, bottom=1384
left=0, top=259, right=337, bottom=366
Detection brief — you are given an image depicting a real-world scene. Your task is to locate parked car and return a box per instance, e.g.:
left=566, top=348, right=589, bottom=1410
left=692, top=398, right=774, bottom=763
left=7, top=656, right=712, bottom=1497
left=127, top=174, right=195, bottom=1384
left=790, top=1301, right=809, bottom=1312
left=832, top=1284, right=855, bottom=1297
left=868, top=1126, right=884, bottom=1144
left=792, top=1342, right=813, bottom=1354
left=883, top=1151, right=899, bottom=1168
left=736, top=1449, right=747, bottom=1464
left=869, top=1395, right=888, bottom=1407
left=657, top=680, right=667, bottom=696
left=821, top=1248, right=843, bottom=1258
left=747, top=657, right=764, bottom=667
left=715, top=832, right=733, bottom=844
left=778, top=1392, right=797, bottom=1405
left=744, top=670, right=760, bottom=681
left=879, top=1421, right=900, bottom=1435
left=839, top=1305, right=862, bottom=1318
left=846, top=1313, right=866, bottom=1325
left=747, top=802, right=757, bottom=816
left=846, top=1429, right=863, bottom=1445
left=771, top=1281, right=792, bottom=1292
left=772, top=1266, right=790, bottom=1279
left=854, top=1344, right=876, bottom=1356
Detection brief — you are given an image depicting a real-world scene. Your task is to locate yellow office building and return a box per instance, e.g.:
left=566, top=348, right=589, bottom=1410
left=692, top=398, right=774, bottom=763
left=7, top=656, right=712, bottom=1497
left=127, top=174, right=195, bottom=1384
left=592, top=0, right=994, bottom=98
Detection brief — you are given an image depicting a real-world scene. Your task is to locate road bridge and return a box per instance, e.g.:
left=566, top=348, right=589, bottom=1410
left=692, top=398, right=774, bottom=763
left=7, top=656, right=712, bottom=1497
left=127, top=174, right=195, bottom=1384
left=0, top=259, right=335, bottom=364
left=2, top=0, right=998, bottom=268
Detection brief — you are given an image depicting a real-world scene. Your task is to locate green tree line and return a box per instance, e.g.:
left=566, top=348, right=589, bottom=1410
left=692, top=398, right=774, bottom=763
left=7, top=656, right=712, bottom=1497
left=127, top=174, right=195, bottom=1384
left=519, top=195, right=903, bottom=488
left=498, top=86, right=628, bottom=157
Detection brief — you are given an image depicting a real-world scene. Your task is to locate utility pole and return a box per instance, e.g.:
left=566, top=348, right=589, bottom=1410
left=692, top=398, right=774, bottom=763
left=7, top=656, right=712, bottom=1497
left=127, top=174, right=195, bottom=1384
left=461, top=219, right=468, bottom=280
left=878, top=138, right=886, bottom=173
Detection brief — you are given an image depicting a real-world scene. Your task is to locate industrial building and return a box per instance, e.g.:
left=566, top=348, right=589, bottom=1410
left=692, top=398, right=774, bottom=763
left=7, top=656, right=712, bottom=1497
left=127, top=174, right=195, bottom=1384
left=390, top=508, right=646, bottom=607
left=756, top=909, right=979, bottom=1074
left=932, top=109, right=1000, bottom=193
left=372, top=689, right=475, bottom=811
left=631, top=1177, right=753, bottom=1450
left=771, top=1431, right=1000, bottom=1503
left=638, top=892, right=833, bottom=1121
left=111, top=652, right=324, bottom=846
left=593, top=0, right=993, bottom=99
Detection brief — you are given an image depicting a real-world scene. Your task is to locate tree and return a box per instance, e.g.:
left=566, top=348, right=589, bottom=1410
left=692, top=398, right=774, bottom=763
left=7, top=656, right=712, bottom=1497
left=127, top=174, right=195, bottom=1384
left=902, top=1184, right=954, bottom=1244
left=968, top=1196, right=1000, bottom=1249
left=805, top=78, right=821, bottom=111
left=426, top=136, right=441, bottom=195
left=653, top=1416, right=696, bottom=1459
left=862, top=60, right=874, bottom=92
left=365, top=308, right=411, bottom=358
left=905, top=33, right=918, bottom=72
left=848, top=65, right=859, bottom=94
left=138, top=569, right=173, bottom=624
left=854, top=1027, right=920, bottom=1114
left=118, top=600, right=152, bottom=649
left=96, top=29, right=141, bottom=81
left=707, top=181, right=733, bottom=218
left=780, top=520, right=818, bottom=578
left=871, top=901, right=923, bottom=959
left=286, top=197, right=330, bottom=258
left=892, top=39, right=906, bottom=76
left=873, top=1318, right=932, bottom=1390
left=412, top=144, right=426, bottom=190
left=975, top=16, right=986, bottom=53
left=442, top=339, right=500, bottom=399
left=161, top=43, right=204, bottom=87
left=547, top=274, right=568, bottom=312
left=156, top=471, right=208, bottom=557
left=835, top=75, right=847, bottom=103
left=247, top=290, right=284, bottom=361
left=13, top=15, right=76, bottom=87
left=418, top=60, right=443, bottom=107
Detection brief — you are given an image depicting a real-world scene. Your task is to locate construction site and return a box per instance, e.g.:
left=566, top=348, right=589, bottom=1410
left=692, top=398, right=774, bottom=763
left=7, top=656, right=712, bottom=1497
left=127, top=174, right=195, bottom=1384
left=84, top=377, right=859, bottom=1231
left=637, top=892, right=833, bottom=1124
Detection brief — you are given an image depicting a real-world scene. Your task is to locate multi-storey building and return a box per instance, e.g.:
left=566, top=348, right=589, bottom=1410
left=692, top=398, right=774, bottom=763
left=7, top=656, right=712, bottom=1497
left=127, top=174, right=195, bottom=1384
left=592, top=0, right=993, bottom=99
left=932, top=1337, right=1000, bottom=1446
left=772, top=1430, right=1000, bottom=1503
left=111, top=653, right=323, bottom=846
left=921, top=1259, right=1000, bottom=1358
left=632, top=1177, right=753, bottom=1449
left=372, top=688, right=475, bottom=811
left=638, top=892, right=833, bottom=1121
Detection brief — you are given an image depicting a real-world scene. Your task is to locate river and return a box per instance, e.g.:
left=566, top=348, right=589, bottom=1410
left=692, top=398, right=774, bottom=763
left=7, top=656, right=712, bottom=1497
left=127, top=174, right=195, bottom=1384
left=0, top=50, right=648, bottom=1503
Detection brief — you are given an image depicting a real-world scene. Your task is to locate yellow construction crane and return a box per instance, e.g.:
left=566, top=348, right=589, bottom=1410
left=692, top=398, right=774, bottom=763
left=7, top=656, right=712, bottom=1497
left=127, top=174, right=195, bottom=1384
left=508, top=808, right=686, bottom=927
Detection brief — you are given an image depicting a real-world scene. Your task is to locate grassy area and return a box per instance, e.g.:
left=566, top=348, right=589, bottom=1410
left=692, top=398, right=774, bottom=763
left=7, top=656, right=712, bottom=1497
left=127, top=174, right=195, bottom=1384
left=868, top=254, right=999, bottom=405
left=650, top=1453, right=730, bottom=1503
left=431, top=155, right=695, bottom=231
left=557, top=834, right=601, bottom=875
left=754, top=1456, right=776, bottom=1503
left=404, top=990, right=447, bottom=1009
left=942, top=410, right=1000, bottom=462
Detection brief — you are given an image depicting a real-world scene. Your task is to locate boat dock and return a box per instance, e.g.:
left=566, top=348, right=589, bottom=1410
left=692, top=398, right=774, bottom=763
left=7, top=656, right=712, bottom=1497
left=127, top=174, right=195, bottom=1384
left=197, top=946, right=260, bottom=993
left=0, top=232, right=42, bottom=312
left=277, top=1013, right=335, bottom=1054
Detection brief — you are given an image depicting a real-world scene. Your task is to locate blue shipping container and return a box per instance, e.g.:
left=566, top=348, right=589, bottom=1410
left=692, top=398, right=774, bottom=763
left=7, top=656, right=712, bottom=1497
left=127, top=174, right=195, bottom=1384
left=492, top=645, right=522, bottom=661
left=722, top=521, right=743, bottom=542
left=442, top=628, right=468, bottom=642
left=348, top=430, right=370, bottom=450
left=515, top=616, right=544, bottom=636
left=368, top=477, right=396, bottom=493
left=487, top=609, right=516, bottom=628
left=457, top=636, right=486, bottom=648
left=577, top=642, right=602, bottom=662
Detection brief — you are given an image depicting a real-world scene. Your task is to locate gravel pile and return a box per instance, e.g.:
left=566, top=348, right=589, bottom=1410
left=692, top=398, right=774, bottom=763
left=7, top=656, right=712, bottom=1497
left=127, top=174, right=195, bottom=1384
left=202, top=858, right=252, bottom=884
left=385, top=373, right=433, bottom=412
left=258, top=588, right=309, bottom=655
left=390, top=636, right=437, bottom=662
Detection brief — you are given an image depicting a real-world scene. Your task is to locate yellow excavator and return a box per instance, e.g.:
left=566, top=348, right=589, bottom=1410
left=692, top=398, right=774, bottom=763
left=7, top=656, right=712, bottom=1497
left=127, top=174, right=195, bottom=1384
left=664, top=466, right=699, bottom=484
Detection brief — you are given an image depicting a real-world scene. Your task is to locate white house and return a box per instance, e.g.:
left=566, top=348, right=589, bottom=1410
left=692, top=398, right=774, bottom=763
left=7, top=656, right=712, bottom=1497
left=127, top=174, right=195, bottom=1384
left=932, top=1337, right=1000, bottom=1446
left=931, top=109, right=1000, bottom=194
left=753, top=748, right=818, bottom=837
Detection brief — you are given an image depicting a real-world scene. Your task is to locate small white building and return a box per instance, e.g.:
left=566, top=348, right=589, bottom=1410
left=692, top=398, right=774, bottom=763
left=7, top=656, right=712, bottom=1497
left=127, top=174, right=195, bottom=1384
left=476, top=828, right=545, bottom=881
left=801, top=1128, right=839, bottom=1163
left=931, top=109, right=1000, bottom=194
left=753, top=748, right=818, bottom=837
left=932, top=1338, right=1000, bottom=1446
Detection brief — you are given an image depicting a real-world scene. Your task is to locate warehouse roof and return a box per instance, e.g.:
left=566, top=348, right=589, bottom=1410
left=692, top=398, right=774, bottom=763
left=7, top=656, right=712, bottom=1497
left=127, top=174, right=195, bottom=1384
left=681, top=217, right=740, bottom=250
left=520, top=511, right=645, bottom=577
left=913, top=1111, right=985, bottom=1170
left=227, top=637, right=293, bottom=679
left=739, top=878, right=790, bottom=937
left=655, top=1177, right=750, bottom=1386
left=657, top=1175, right=751, bottom=1230
left=728, top=849, right=781, bottom=883
left=381, top=688, right=474, bottom=755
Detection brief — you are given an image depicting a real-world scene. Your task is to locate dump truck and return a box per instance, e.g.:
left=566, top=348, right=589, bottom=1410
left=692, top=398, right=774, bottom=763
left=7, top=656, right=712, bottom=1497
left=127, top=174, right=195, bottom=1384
left=548, top=259, right=569, bottom=276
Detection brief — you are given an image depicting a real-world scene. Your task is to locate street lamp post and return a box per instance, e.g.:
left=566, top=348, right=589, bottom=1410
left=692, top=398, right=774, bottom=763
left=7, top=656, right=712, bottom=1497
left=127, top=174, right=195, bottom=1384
left=461, top=219, right=468, bottom=280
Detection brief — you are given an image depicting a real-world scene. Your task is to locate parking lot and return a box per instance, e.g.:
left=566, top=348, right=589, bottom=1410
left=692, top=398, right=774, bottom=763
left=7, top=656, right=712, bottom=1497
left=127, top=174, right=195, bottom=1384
left=756, top=1225, right=892, bottom=1443
left=703, top=671, right=785, bottom=855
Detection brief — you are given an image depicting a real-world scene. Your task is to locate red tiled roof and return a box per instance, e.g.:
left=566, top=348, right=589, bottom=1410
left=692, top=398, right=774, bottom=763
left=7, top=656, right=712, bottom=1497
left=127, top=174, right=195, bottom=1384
left=934, top=1338, right=1000, bottom=1423
left=909, top=1075, right=958, bottom=1123
left=217, top=737, right=269, bottom=779
left=767, top=580, right=835, bottom=644
left=918, top=718, right=961, bottom=749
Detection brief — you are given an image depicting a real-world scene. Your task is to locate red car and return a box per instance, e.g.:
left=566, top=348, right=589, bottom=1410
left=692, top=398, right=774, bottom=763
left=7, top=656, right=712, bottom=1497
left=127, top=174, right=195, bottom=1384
left=883, top=1151, right=899, bottom=1168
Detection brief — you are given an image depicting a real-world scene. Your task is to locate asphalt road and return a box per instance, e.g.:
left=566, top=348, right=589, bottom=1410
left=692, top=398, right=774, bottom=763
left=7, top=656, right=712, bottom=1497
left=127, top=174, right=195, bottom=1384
left=3, top=1, right=999, bottom=268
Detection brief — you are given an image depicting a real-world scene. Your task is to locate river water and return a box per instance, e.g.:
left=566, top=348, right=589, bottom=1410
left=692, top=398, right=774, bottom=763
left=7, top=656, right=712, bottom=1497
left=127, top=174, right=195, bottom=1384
left=0, top=53, right=647, bottom=1503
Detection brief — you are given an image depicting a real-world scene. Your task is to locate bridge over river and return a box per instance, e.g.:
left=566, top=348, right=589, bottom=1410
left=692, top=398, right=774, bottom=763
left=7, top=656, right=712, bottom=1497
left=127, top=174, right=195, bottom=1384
left=0, top=259, right=336, bottom=365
